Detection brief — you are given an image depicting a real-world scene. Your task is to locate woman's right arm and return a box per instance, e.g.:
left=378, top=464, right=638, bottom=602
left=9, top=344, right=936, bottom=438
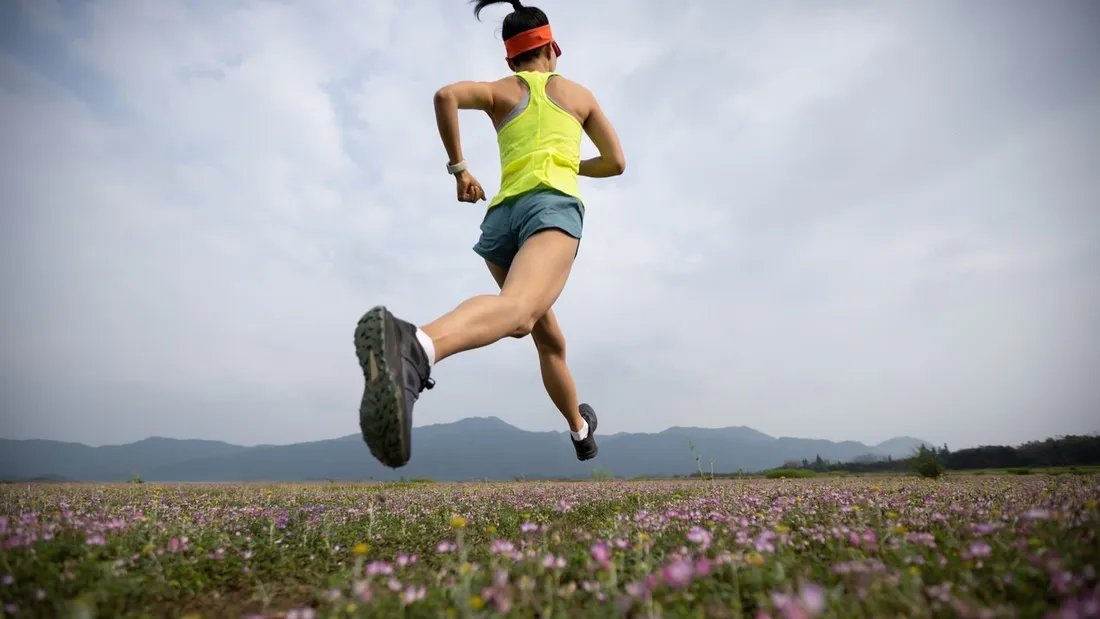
left=578, top=88, right=626, bottom=178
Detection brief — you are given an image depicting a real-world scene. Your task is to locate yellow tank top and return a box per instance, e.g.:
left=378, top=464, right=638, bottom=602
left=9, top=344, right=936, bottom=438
left=488, top=71, right=583, bottom=209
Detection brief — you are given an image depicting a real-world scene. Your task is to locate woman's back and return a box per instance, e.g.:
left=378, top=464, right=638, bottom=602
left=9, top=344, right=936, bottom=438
left=487, top=72, right=588, bottom=127
left=488, top=71, right=588, bottom=208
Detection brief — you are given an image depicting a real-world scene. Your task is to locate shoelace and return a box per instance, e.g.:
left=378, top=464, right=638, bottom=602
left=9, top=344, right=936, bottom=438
left=400, top=352, right=435, bottom=393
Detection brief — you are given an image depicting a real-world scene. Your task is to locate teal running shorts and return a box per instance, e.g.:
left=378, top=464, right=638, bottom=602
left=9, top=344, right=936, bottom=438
left=472, top=187, right=584, bottom=269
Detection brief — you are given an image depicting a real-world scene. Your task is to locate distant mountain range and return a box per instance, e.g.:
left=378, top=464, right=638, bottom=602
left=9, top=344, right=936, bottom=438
left=0, top=418, right=932, bottom=482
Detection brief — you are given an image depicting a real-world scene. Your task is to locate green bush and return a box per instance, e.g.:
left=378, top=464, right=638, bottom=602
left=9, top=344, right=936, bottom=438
left=590, top=468, right=615, bottom=481
left=915, top=451, right=945, bottom=479
left=1005, top=468, right=1032, bottom=475
left=765, top=468, right=817, bottom=479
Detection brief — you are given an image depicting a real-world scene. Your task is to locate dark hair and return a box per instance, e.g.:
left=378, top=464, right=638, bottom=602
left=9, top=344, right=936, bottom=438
left=472, top=0, right=551, bottom=64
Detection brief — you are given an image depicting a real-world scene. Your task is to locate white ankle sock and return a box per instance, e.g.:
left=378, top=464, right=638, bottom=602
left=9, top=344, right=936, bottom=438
left=571, top=419, right=589, bottom=441
left=415, top=328, right=436, bottom=367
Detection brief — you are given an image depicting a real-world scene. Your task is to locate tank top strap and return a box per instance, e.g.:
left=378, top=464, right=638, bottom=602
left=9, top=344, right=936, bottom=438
left=514, top=71, right=558, bottom=100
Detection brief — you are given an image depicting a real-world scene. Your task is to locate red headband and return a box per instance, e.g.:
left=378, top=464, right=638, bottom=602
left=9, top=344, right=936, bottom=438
left=504, top=24, right=562, bottom=59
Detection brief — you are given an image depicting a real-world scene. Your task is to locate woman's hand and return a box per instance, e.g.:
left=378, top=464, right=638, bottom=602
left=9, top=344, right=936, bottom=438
left=455, top=170, right=486, bottom=203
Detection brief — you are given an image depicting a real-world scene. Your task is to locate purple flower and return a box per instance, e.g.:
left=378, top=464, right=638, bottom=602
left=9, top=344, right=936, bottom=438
left=694, top=557, right=713, bottom=577
left=968, top=541, right=993, bottom=559
left=861, top=530, right=877, bottom=548
left=772, top=582, right=826, bottom=619
left=402, top=586, right=426, bottom=604
left=352, top=580, right=372, bottom=602
left=661, top=559, right=693, bottom=590
left=1022, top=508, right=1051, bottom=520
left=687, top=526, right=713, bottom=549
left=908, top=532, right=937, bottom=548
left=799, top=583, right=826, bottom=616
left=590, top=542, right=612, bottom=569
left=365, top=561, right=393, bottom=576
left=166, top=537, right=189, bottom=553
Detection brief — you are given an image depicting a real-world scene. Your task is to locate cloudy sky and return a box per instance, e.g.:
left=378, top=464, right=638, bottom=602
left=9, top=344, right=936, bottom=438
left=1, top=0, right=1097, bottom=450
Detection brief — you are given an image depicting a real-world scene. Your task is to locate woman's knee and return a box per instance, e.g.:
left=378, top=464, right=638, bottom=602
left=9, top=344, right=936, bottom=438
left=499, top=296, right=544, bottom=338
left=510, top=316, right=539, bottom=339
left=531, top=315, right=566, bottom=356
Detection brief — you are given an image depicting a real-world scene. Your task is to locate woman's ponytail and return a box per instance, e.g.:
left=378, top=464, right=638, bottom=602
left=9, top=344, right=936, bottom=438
left=473, top=0, right=526, bottom=20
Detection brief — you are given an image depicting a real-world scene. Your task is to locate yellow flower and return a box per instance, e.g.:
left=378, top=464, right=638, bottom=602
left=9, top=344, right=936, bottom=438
left=450, top=515, right=467, bottom=529
left=886, top=511, right=899, bottom=519
left=353, top=543, right=369, bottom=555
left=458, top=562, right=473, bottom=576
left=746, top=552, right=766, bottom=566
left=775, top=524, right=790, bottom=533
left=1086, top=499, right=1097, bottom=510
left=485, top=525, right=497, bottom=534
left=909, top=566, right=921, bottom=576
left=344, top=603, right=357, bottom=614
left=893, top=525, right=907, bottom=534
left=637, top=532, right=650, bottom=543
left=469, top=595, right=485, bottom=610
left=142, top=543, right=156, bottom=554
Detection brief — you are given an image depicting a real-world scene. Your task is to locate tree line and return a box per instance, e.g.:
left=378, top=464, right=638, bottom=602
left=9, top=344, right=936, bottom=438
left=776, top=434, right=1100, bottom=474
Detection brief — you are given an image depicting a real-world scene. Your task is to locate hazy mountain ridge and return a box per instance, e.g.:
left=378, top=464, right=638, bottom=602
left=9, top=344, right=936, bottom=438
left=0, top=417, right=932, bottom=482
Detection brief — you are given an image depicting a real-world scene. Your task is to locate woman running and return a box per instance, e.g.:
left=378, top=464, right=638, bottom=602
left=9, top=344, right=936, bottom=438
left=353, top=0, right=626, bottom=469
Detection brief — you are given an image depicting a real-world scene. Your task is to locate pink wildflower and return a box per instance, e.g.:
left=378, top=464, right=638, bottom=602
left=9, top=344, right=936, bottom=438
left=661, top=559, right=693, bottom=589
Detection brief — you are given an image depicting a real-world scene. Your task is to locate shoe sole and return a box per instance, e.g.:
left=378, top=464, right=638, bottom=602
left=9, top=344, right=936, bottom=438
left=577, top=404, right=599, bottom=461
left=354, top=306, right=410, bottom=468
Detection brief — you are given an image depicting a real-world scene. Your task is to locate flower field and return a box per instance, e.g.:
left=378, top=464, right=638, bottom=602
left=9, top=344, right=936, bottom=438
left=1, top=475, right=1098, bottom=618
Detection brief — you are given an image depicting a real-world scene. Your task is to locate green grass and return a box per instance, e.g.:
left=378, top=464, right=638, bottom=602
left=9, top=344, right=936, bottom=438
left=1, top=476, right=1098, bottom=618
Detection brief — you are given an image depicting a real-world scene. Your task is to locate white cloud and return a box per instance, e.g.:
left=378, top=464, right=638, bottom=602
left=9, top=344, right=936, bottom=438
left=1, top=0, right=1097, bottom=448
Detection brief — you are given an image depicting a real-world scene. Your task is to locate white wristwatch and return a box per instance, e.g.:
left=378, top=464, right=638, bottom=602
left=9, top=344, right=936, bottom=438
left=446, top=159, right=467, bottom=175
